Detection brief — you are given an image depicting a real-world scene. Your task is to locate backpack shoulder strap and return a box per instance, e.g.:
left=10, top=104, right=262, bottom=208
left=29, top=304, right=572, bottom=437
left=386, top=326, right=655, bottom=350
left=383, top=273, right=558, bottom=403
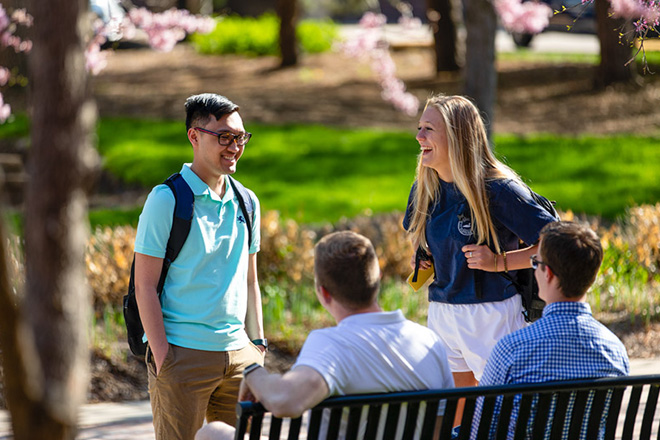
left=228, top=176, right=254, bottom=250
left=156, top=173, right=194, bottom=294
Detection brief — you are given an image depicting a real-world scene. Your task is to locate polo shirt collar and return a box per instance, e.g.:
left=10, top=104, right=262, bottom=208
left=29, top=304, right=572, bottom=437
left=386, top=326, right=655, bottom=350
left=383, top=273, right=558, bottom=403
left=180, top=164, right=234, bottom=203
left=339, top=310, right=405, bottom=327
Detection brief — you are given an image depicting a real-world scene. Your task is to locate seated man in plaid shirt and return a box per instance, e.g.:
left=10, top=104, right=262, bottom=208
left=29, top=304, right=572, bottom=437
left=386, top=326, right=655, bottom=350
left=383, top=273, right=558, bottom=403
left=471, top=221, right=630, bottom=439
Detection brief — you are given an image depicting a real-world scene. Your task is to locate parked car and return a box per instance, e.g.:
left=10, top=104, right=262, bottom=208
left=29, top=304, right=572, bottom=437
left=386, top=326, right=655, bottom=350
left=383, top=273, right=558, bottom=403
left=512, top=0, right=596, bottom=47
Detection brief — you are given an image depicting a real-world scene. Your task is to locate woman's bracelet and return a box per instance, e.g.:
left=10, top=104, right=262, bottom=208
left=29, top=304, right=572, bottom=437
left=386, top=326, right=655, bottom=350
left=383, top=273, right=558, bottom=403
left=502, top=250, right=508, bottom=273
left=494, top=253, right=498, bottom=272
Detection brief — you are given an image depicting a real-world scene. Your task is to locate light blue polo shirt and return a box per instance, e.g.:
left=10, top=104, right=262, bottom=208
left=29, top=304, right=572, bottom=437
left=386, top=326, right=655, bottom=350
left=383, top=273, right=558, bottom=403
left=134, top=164, right=260, bottom=351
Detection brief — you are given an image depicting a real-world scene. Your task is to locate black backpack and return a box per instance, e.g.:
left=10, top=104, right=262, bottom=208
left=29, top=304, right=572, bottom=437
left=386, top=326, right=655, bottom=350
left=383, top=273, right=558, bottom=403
left=123, top=173, right=254, bottom=357
left=500, top=188, right=558, bottom=322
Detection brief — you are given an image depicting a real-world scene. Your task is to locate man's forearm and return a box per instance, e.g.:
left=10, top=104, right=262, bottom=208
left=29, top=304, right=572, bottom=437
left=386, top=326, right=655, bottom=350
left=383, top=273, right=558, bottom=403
left=135, top=286, right=168, bottom=363
left=245, top=282, right=264, bottom=340
left=244, top=366, right=329, bottom=419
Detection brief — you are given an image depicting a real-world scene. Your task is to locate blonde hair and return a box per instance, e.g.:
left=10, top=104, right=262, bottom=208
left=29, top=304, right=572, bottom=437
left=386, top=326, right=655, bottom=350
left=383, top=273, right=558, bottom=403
left=408, top=95, right=522, bottom=253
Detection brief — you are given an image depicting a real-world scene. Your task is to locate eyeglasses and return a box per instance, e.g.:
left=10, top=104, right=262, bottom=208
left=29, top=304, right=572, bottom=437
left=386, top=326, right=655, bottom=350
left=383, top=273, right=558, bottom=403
left=530, top=254, right=550, bottom=271
left=195, top=127, right=252, bottom=146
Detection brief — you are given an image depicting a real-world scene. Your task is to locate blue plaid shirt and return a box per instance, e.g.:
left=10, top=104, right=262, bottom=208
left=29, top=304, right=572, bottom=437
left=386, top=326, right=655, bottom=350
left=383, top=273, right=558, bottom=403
left=471, top=301, right=630, bottom=439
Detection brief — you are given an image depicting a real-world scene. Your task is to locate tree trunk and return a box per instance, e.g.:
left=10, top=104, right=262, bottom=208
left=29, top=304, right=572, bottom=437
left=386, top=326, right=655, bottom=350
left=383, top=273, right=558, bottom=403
left=462, top=0, right=497, bottom=137
left=426, top=0, right=460, bottom=72
left=277, top=0, right=298, bottom=67
left=0, top=0, right=97, bottom=438
left=595, top=0, right=636, bottom=87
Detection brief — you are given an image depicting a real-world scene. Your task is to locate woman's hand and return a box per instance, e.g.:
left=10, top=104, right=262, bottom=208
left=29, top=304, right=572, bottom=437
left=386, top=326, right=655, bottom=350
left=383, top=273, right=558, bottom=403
left=462, top=244, right=497, bottom=272
left=409, top=252, right=432, bottom=270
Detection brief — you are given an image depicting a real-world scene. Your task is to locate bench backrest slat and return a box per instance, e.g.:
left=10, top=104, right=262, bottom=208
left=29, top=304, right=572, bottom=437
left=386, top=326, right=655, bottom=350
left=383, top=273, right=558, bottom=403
left=326, top=407, right=342, bottom=440
left=401, top=401, right=419, bottom=439
left=476, top=395, right=496, bottom=439
left=268, top=416, right=282, bottom=440
left=234, top=375, right=660, bottom=440
left=641, top=384, right=660, bottom=440
left=623, top=385, right=644, bottom=440
left=567, top=390, right=591, bottom=439
left=286, top=417, right=302, bottom=440
left=420, top=399, right=439, bottom=439
left=344, top=406, right=362, bottom=440
left=549, top=392, right=571, bottom=440
left=586, top=389, right=610, bottom=439
left=307, top=407, right=322, bottom=440
left=364, top=404, right=382, bottom=439
left=604, top=387, right=626, bottom=440
left=382, top=402, right=401, bottom=440
left=532, top=392, right=555, bottom=439
left=514, top=393, right=534, bottom=438
left=496, top=395, right=515, bottom=440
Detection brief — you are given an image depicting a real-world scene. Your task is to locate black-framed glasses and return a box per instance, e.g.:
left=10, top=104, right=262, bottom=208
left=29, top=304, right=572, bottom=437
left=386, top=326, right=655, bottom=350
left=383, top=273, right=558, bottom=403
left=530, top=254, right=550, bottom=271
left=195, top=127, right=252, bottom=146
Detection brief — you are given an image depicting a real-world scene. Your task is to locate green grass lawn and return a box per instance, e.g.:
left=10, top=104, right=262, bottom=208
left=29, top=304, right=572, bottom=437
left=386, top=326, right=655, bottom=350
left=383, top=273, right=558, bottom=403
left=3, top=116, right=659, bottom=226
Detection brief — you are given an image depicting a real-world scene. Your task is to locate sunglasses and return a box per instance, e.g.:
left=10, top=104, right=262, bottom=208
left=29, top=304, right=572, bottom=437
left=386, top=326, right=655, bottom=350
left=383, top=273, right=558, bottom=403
left=530, top=254, right=551, bottom=271
left=195, top=127, right=252, bottom=146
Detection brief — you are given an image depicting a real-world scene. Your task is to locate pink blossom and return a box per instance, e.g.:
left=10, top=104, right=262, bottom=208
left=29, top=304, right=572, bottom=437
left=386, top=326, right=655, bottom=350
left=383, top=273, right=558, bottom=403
left=11, top=8, right=33, bottom=26
left=0, top=94, right=11, bottom=123
left=340, top=12, right=419, bottom=117
left=398, top=16, right=422, bottom=30
left=0, top=5, right=9, bottom=32
left=0, top=66, right=9, bottom=86
left=85, top=43, right=107, bottom=75
left=359, top=12, right=387, bottom=29
left=609, top=0, right=660, bottom=22
left=496, top=0, right=552, bottom=34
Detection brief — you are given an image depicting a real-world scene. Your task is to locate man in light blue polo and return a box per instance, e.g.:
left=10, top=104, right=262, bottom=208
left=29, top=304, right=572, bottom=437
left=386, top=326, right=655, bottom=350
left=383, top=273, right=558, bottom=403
left=134, top=93, right=266, bottom=440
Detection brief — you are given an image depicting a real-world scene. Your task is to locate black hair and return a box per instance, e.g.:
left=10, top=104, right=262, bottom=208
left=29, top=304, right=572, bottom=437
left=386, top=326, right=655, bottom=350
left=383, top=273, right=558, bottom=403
left=184, top=93, right=239, bottom=130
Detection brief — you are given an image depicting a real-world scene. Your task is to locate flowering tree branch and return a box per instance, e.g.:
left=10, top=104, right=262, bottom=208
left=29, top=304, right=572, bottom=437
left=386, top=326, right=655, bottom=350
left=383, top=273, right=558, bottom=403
left=0, top=4, right=32, bottom=123
left=0, top=4, right=216, bottom=123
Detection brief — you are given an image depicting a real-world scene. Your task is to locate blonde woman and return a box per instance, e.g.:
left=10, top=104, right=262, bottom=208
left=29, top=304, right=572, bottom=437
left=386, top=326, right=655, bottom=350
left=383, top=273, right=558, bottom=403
left=403, top=95, right=558, bottom=400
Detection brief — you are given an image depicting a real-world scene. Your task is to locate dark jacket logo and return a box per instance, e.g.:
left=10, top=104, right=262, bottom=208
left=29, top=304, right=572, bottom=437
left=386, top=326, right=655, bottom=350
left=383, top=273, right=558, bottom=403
left=457, top=214, right=473, bottom=237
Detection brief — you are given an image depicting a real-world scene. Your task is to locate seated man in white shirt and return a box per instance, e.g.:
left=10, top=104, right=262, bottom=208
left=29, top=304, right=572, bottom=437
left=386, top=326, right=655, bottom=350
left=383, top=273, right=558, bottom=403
left=196, top=230, right=454, bottom=440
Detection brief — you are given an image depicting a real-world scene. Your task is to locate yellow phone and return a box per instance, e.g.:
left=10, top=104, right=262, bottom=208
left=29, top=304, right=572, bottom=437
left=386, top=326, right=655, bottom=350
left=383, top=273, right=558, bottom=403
left=407, top=263, right=434, bottom=292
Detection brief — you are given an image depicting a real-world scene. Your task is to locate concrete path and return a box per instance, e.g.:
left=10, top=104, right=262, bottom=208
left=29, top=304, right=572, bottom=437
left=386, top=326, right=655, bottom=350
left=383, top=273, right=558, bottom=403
left=0, top=357, right=657, bottom=439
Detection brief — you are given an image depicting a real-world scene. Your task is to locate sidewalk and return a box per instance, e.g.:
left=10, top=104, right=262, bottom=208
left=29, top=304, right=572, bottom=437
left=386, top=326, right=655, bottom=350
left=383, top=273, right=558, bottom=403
left=1, top=357, right=658, bottom=439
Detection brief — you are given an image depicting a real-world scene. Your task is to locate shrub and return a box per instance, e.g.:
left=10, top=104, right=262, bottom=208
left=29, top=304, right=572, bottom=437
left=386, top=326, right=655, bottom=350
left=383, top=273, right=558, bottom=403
left=191, top=13, right=338, bottom=57
left=4, top=205, right=659, bottom=347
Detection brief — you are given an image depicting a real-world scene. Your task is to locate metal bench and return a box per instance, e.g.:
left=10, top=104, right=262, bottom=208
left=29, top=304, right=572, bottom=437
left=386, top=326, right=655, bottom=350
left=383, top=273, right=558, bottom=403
left=235, top=374, right=660, bottom=439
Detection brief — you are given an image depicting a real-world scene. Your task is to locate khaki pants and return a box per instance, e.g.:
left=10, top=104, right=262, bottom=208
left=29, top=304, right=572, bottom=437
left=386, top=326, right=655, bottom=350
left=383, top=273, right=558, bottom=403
left=146, top=343, right=264, bottom=440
